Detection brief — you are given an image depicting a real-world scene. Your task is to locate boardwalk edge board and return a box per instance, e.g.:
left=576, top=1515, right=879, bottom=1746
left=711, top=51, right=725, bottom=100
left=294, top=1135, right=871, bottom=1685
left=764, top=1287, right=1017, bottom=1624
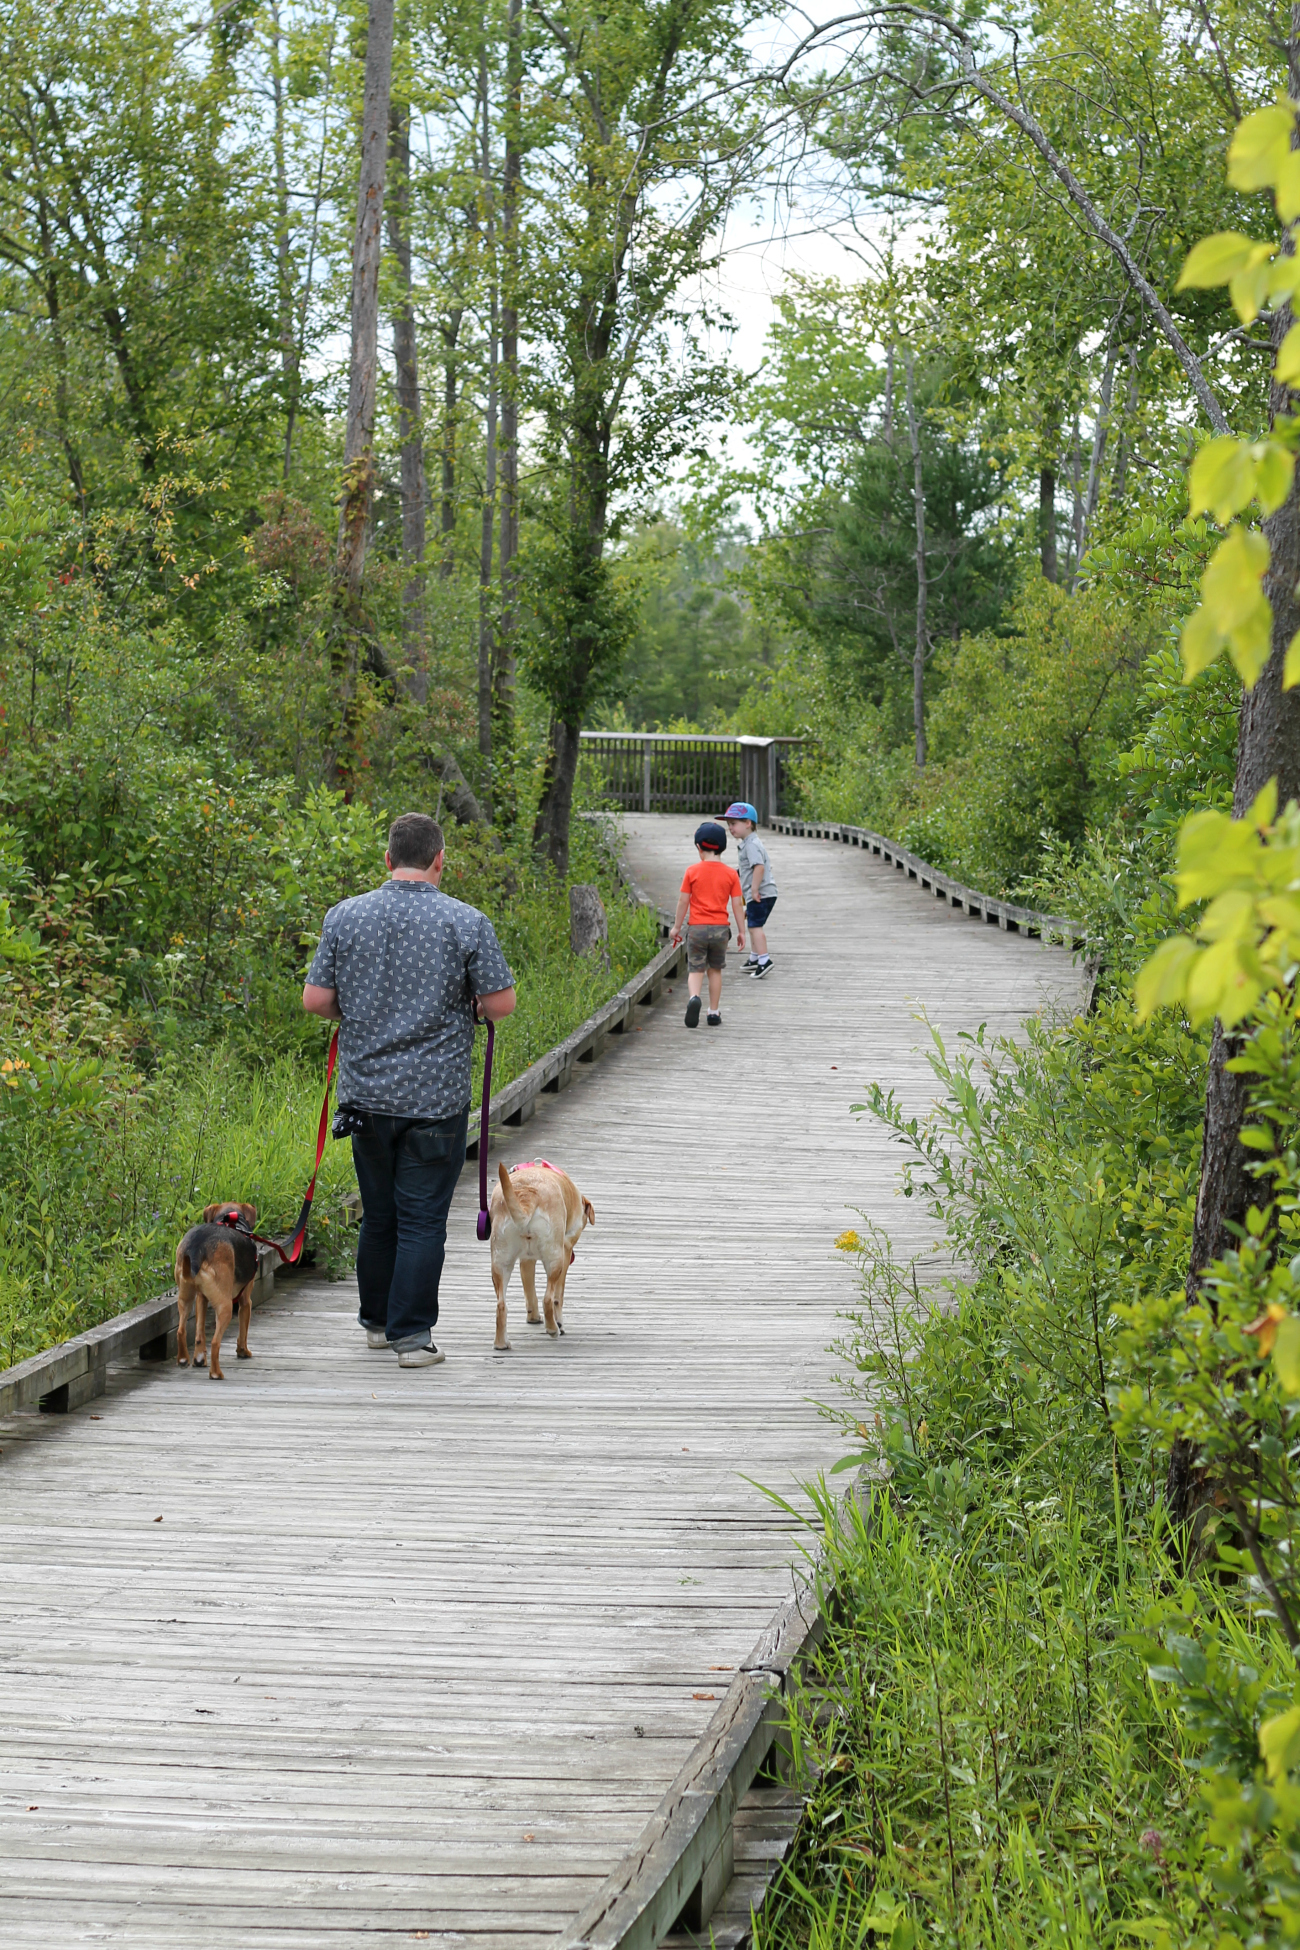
left=555, top=1590, right=824, bottom=1950
left=0, top=931, right=687, bottom=1422
left=771, top=816, right=1086, bottom=946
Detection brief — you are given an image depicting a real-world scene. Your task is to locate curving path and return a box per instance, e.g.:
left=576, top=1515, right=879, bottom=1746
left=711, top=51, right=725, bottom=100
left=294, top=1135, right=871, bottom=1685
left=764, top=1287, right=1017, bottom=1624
left=0, top=816, right=1085, bottom=1947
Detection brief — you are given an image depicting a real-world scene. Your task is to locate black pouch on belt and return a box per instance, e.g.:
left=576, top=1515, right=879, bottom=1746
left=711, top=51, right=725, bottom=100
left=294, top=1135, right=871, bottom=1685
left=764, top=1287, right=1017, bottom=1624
left=332, top=1105, right=368, bottom=1140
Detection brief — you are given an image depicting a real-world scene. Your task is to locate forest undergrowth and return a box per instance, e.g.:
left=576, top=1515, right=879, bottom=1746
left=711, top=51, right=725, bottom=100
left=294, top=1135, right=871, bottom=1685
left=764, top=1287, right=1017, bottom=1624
left=0, top=795, right=654, bottom=1369
left=754, top=660, right=1300, bottom=1943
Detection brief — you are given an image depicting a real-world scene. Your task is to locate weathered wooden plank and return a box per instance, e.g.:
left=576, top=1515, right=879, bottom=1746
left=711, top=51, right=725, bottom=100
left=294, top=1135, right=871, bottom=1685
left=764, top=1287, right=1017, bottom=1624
left=0, top=816, right=1085, bottom=1948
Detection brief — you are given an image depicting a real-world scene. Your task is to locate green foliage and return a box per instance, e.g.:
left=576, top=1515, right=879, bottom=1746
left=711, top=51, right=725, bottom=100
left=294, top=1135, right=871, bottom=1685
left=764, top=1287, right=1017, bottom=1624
left=603, top=519, right=781, bottom=728
left=0, top=799, right=655, bottom=1364
left=756, top=982, right=1300, bottom=1947
left=518, top=518, right=641, bottom=726
left=785, top=578, right=1153, bottom=896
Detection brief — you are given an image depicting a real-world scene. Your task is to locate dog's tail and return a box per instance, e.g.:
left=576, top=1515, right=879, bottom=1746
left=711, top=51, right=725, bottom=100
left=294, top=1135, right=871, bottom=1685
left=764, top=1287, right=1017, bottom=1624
left=497, top=1161, right=528, bottom=1224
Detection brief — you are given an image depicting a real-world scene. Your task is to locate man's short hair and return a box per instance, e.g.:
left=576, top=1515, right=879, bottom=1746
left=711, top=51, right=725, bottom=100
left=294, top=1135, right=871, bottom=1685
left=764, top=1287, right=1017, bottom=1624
left=387, top=813, right=445, bottom=869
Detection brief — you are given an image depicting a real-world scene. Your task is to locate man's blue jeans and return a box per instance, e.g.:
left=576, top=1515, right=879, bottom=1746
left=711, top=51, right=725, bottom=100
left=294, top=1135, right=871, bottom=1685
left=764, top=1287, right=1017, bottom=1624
left=351, top=1105, right=469, bottom=1350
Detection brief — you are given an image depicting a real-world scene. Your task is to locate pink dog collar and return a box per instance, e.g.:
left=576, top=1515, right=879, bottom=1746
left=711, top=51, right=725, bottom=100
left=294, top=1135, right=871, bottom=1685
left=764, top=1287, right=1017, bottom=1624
left=508, top=1160, right=575, bottom=1259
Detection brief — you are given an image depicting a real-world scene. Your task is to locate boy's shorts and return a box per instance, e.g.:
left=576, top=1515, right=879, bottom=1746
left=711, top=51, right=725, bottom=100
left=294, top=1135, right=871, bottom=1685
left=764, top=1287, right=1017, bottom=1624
left=746, top=895, right=777, bottom=929
left=687, top=923, right=730, bottom=972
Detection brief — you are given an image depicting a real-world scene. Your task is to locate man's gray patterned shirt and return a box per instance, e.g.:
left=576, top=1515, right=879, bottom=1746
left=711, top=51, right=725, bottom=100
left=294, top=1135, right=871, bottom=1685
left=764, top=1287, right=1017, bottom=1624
left=306, top=881, right=514, bottom=1119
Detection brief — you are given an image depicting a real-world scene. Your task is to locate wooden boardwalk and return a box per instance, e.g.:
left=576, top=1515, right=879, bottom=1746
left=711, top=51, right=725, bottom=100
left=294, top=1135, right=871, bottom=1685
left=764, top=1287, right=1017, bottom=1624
left=0, top=816, right=1085, bottom=1947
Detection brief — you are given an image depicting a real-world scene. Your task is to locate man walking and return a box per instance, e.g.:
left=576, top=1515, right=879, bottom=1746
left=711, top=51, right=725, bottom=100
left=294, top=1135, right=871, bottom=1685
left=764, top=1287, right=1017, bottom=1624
left=302, top=813, right=516, bottom=1367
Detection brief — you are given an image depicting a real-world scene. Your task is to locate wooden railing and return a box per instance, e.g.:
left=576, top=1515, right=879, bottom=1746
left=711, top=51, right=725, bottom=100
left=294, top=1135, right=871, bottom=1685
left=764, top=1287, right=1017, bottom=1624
left=579, top=733, right=801, bottom=826
left=0, top=935, right=687, bottom=1421
left=772, top=815, right=1086, bottom=945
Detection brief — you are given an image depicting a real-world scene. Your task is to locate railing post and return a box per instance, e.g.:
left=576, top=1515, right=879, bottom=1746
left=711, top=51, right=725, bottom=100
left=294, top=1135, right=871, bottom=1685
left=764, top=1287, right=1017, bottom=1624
left=643, top=737, right=652, bottom=813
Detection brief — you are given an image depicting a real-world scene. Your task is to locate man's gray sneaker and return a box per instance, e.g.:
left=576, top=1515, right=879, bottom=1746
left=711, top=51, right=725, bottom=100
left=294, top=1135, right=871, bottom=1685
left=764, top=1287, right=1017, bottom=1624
left=397, top=1342, right=446, bottom=1368
left=364, top=1326, right=390, bottom=1350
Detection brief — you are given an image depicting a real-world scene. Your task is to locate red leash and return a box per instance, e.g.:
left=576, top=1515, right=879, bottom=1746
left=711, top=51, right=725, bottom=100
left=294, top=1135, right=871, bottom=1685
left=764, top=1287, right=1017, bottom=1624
left=237, top=1027, right=339, bottom=1265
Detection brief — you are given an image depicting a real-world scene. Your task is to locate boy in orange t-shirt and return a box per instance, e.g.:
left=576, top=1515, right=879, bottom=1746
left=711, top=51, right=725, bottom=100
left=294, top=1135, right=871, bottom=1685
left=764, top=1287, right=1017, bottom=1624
left=670, top=822, right=746, bottom=1028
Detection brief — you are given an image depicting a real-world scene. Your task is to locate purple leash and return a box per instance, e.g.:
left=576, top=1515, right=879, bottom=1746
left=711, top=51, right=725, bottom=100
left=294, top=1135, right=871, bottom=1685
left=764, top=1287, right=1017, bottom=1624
left=476, top=1017, right=495, bottom=1241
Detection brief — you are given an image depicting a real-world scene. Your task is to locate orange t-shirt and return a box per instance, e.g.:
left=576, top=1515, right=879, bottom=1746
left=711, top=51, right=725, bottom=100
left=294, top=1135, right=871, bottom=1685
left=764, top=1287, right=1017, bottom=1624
left=681, top=859, right=743, bottom=925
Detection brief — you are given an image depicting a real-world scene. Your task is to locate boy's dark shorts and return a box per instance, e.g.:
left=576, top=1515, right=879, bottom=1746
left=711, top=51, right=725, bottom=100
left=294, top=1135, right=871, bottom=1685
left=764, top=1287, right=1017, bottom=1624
left=746, top=895, right=777, bottom=929
left=687, top=923, right=730, bottom=972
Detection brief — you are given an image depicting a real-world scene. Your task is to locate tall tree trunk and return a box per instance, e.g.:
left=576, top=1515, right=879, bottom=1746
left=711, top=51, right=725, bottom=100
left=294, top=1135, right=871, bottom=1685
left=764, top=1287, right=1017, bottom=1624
left=387, top=92, right=428, bottom=699
left=476, top=44, right=498, bottom=795
left=285, top=25, right=337, bottom=480
left=1169, top=19, right=1300, bottom=1525
left=495, top=0, right=523, bottom=774
left=439, top=310, right=462, bottom=573
left=904, top=349, right=927, bottom=768
left=1067, top=415, right=1083, bottom=578
left=1111, top=347, right=1139, bottom=500
left=1039, top=467, right=1058, bottom=582
left=270, top=1, right=296, bottom=428
left=533, top=717, right=583, bottom=878
left=33, top=193, right=84, bottom=511
left=1077, top=342, right=1118, bottom=571
left=330, top=0, right=395, bottom=784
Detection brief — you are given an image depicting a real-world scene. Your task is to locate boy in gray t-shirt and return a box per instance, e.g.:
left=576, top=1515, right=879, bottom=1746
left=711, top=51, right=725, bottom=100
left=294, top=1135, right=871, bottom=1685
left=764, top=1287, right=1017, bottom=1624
left=722, top=802, right=778, bottom=978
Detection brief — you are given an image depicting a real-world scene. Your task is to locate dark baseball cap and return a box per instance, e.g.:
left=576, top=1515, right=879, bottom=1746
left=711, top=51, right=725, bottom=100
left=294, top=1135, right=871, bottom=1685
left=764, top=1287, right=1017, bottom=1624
left=694, top=821, right=727, bottom=852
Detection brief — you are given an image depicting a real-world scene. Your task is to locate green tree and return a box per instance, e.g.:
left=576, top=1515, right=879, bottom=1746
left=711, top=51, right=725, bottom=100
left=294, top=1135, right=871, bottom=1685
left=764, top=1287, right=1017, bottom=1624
left=518, top=0, right=760, bottom=874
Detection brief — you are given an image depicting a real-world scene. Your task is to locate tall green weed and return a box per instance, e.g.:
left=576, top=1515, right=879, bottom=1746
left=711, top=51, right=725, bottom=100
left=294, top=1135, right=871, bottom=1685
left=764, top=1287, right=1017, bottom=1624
left=759, top=989, right=1300, bottom=1948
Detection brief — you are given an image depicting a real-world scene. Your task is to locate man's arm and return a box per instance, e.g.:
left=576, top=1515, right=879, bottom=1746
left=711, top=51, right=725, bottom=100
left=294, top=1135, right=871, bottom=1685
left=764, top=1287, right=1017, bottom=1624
left=750, top=858, right=765, bottom=901
left=670, top=890, right=689, bottom=944
left=475, top=986, right=517, bottom=1022
left=730, top=894, right=746, bottom=950
left=302, top=984, right=342, bottom=1020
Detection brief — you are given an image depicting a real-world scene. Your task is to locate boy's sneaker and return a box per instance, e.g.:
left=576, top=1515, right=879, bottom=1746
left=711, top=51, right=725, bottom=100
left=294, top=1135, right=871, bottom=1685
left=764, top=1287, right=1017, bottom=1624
left=706, top=1009, right=722, bottom=1026
left=363, top=1326, right=390, bottom=1350
left=684, top=995, right=702, bottom=1028
left=753, top=957, right=773, bottom=979
left=397, top=1342, right=446, bottom=1368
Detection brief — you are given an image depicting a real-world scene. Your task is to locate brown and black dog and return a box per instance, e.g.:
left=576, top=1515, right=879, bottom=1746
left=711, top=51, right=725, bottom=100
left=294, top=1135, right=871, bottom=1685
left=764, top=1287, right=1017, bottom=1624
left=175, top=1203, right=259, bottom=1380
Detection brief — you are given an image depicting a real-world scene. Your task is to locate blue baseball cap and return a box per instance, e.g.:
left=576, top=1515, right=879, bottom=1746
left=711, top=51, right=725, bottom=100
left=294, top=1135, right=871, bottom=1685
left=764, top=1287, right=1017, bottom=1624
left=722, top=802, right=759, bottom=824
left=694, top=821, right=727, bottom=852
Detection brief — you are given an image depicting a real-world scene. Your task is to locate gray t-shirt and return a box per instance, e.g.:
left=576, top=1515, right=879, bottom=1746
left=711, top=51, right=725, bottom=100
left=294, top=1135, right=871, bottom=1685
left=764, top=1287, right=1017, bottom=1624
left=306, top=881, right=514, bottom=1119
left=735, top=833, right=777, bottom=905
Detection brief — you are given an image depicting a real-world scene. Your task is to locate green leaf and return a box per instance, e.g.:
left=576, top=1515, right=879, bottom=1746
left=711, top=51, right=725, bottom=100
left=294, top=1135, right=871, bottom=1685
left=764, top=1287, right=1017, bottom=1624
left=1201, top=525, right=1270, bottom=631
left=1230, top=247, right=1279, bottom=324
left=1284, top=627, right=1300, bottom=691
left=1228, top=103, right=1297, bottom=192
left=1274, top=1316, right=1300, bottom=1395
left=1176, top=232, right=1265, bottom=290
left=1254, top=440, right=1296, bottom=514
left=1134, top=935, right=1197, bottom=1020
left=1276, top=149, right=1300, bottom=223
left=1278, top=321, right=1300, bottom=386
left=1181, top=603, right=1228, bottom=681
left=1260, top=1702, right=1300, bottom=1782
left=1228, top=598, right=1274, bottom=689
left=1189, top=437, right=1257, bottom=521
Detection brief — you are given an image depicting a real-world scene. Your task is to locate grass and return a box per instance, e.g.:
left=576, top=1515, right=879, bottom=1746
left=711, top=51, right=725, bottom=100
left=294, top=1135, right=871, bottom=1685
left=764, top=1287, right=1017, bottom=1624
left=750, top=993, right=1293, bottom=1949
left=0, top=822, right=658, bottom=1370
